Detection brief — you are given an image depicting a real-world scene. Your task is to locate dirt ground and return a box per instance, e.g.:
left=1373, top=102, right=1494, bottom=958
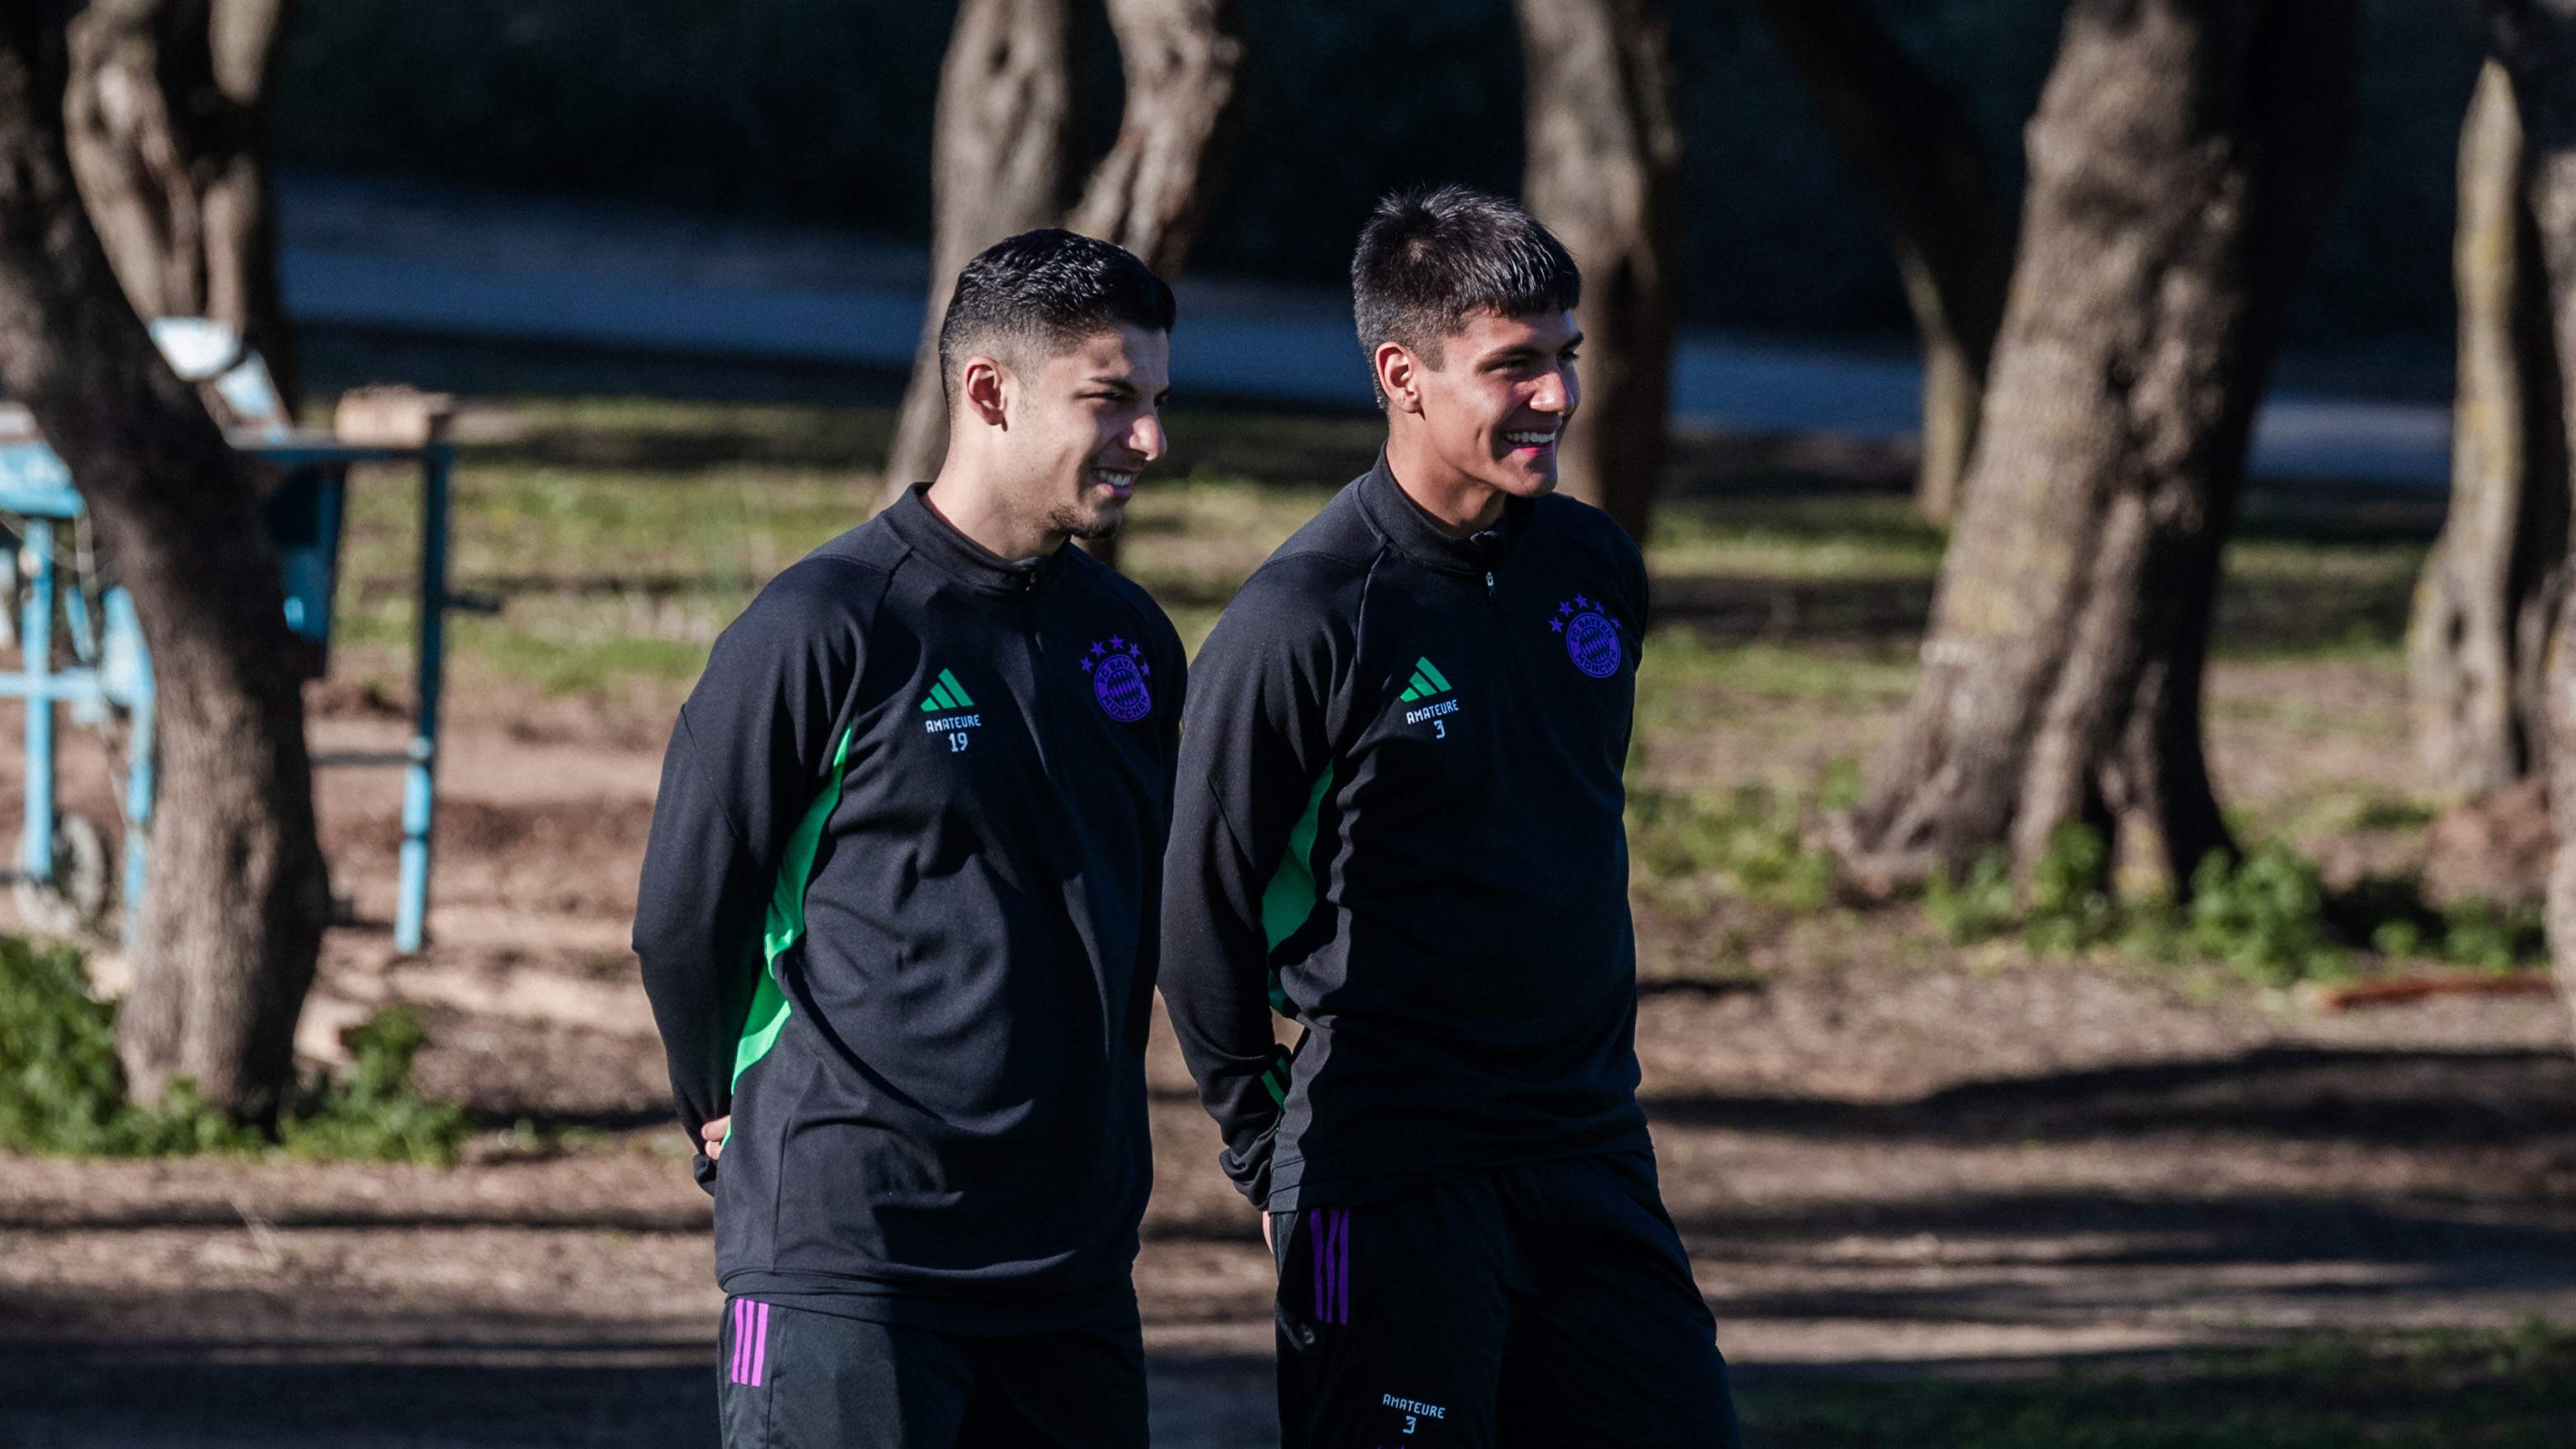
left=1, top=648, right=2572, bottom=1447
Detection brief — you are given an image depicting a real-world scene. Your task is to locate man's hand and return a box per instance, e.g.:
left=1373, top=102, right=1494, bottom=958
left=1262, top=1211, right=1274, bottom=1253
left=701, top=1116, right=729, bottom=1163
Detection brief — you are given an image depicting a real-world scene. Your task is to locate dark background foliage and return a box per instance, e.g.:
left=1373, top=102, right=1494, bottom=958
left=276, top=0, right=2482, bottom=347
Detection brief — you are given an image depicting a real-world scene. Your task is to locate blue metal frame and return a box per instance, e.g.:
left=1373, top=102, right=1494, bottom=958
left=0, top=437, right=458, bottom=952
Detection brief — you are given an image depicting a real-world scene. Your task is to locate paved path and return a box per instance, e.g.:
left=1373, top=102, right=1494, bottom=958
left=277, top=171, right=2452, bottom=486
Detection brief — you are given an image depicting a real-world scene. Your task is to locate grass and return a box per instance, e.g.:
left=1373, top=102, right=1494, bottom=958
left=1737, top=1324, right=2576, bottom=1448
left=316, top=394, right=2498, bottom=994
left=327, top=397, right=2437, bottom=698
left=1631, top=631, right=1918, bottom=736
left=1648, top=493, right=1950, bottom=580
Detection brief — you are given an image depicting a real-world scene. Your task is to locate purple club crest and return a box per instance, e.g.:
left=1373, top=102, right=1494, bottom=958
left=1550, top=593, right=1624, bottom=678
left=1084, top=635, right=1154, bottom=722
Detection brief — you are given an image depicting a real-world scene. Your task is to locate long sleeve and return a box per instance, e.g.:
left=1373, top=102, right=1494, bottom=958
left=633, top=559, right=870, bottom=1187
left=1159, top=565, right=1350, bottom=1206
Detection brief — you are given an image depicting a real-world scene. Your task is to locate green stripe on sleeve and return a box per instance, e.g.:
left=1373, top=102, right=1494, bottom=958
left=1258, top=767, right=1335, bottom=951
left=1416, top=657, right=1451, bottom=692
left=734, top=724, right=856, bottom=1088
left=937, top=668, right=975, bottom=707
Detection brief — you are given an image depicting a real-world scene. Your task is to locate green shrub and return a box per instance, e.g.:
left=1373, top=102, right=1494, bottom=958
left=0, top=937, right=466, bottom=1163
left=281, top=1005, right=473, bottom=1167
left=2324, top=874, right=2545, bottom=973
left=0, top=934, right=150, bottom=1154
left=1923, top=847, right=2015, bottom=944
left=2190, top=842, right=2350, bottom=987
left=0, top=937, right=251, bottom=1155
left=2440, top=897, right=2548, bottom=973
left=2022, top=823, right=2122, bottom=953
left=1915, top=833, right=2391, bottom=985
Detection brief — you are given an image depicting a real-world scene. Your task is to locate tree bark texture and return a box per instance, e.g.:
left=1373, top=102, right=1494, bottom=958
left=1063, top=0, right=1242, bottom=278
left=881, top=0, right=1243, bottom=522
left=63, top=0, right=298, bottom=412
left=2485, top=0, right=2576, bottom=1040
left=1748, top=0, right=2013, bottom=526
left=0, top=4, right=325, bottom=1121
left=1829, top=0, right=2357, bottom=895
left=881, top=0, right=1074, bottom=502
left=2409, top=60, right=2568, bottom=802
left=1515, top=0, right=1681, bottom=545
left=1059, top=0, right=1242, bottom=569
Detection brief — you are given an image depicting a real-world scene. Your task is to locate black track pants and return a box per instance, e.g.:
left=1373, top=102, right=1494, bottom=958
left=716, top=1299, right=1147, bottom=1448
left=1272, top=1152, right=1742, bottom=1449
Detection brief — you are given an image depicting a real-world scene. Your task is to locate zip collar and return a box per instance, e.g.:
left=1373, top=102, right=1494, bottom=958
left=882, top=481, right=1069, bottom=597
left=1354, top=451, right=1531, bottom=581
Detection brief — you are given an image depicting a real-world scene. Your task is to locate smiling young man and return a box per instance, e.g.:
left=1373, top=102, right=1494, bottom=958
left=1162, top=187, right=1743, bottom=1446
left=635, top=229, right=1184, bottom=1448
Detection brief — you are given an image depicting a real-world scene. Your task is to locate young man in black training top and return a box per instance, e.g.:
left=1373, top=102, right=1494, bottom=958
left=635, top=229, right=1185, bottom=1449
left=1161, top=187, right=1743, bottom=1446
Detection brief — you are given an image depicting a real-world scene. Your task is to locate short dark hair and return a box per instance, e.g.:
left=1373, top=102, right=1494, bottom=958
left=1352, top=186, right=1581, bottom=395
left=939, top=229, right=1177, bottom=404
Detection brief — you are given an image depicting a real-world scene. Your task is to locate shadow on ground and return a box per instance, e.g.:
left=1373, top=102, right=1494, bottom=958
left=1645, top=1045, right=2576, bottom=1147
left=0, top=1349, right=1276, bottom=1449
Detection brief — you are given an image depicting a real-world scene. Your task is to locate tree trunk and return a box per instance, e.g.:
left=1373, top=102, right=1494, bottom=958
left=1828, top=0, right=2358, bottom=895
left=883, top=0, right=1243, bottom=564
left=1515, top=0, right=1680, bottom=545
left=1748, top=0, right=2013, bottom=525
left=2487, top=0, right=2576, bottom=1041
left=1064, top=0, right=1242, bottom=278
left=1060, top=0, right=1243, bottom=569
left=882, top=0, right=1075, bottom=503
left=0, top=3, right=326, bottom=1121
left=63, top=0, right=298, bottom=413
left=2409, top=60, right=2569, bottom=802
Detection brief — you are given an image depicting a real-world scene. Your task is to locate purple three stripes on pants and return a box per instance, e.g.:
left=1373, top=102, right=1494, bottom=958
left=1310, top=1209, right=1351, bottom=1324
left=729, top=1298, right=771, bottom=1386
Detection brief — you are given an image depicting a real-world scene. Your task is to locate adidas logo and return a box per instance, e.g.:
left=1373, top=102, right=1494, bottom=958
left=1398, top=657, right=1453, bottom=702
left=918, top=668, right=976, bottom=713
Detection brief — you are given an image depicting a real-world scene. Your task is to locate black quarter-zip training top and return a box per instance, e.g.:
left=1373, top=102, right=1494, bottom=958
left=1160, top=456, right=1650, bottom=1212
left=634, top=483, right=1186, bottom=1333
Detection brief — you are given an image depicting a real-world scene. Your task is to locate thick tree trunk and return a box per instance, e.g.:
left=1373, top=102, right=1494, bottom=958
left=2486, top=0, right=2576, bottom=1041
left=882, top=0, right=1074, bottom=502
left=1829, top=0, right=2357, bottom=895
left=2409, top=60, right=2568, bottom=802
left=1748, top=0, right=2013, bottom=526
left=884, top=0, right=1242, bottom=551
left=1060, top=0, right=1242, bottom=569
left=1063, top=0, right=1242, bottom=277
left=0, top=4, right=325, bottom=1121
left=63, top=0, right=297, bottom=412
left=1515, top=0, right=1680, bottom=545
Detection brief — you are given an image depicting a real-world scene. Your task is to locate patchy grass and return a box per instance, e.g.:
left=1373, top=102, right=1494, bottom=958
left=1627, top=770, right=1856, bottom=916
left=326, top=399, right=2438, bottom=701
left=1634, top=632, right=1918, bottom=733
left=1648, top=493, right=1949, bottom=580
left=1738, top=1323, right=2576, bottom=1448
left=312, top=400, right=2483, bottom=994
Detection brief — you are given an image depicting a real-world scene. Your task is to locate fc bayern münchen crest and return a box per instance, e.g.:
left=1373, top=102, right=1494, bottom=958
left=1084, top=636, right=1154, bottom=721
left=1550, top=595, right=1624, bottom=679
